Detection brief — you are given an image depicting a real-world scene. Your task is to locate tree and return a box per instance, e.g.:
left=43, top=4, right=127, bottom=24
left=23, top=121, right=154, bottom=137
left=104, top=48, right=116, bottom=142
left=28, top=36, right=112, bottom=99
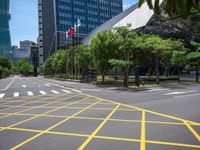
left=51, top=49, right=67, bottom=74
left=90, top=30, right=119, bottom=82
left=109, top=26, right=139, bottom=87
left=0, top=56, right=11, bottom=69
left=43, top=56, right=53, bottom=75
left=172, top=51, right=187, bottom=82
left=187, top=52, right=200, bottom=82
left=0, top=56, right=12, bottom=78
left=16, top=60, right=33, bottom=76
left=138, top=0, right=200, bottom=17
left=143, top=35, right=184, bottom=84
left=74, top=45, right=92, bottom=74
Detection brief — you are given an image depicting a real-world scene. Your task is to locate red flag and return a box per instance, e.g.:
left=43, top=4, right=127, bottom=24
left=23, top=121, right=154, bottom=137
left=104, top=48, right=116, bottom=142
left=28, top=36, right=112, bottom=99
left=67, top=29, right=71, bottom=37
left=71, top=28, right=75, bottom=36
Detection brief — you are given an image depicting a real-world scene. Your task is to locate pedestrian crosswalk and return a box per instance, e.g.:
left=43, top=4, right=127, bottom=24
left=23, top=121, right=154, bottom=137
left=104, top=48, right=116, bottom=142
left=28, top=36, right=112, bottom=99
left=51, top=90, right=59, bottom=94
left=27, top=91, right=34, bottom=96
left=141, top=88, right=199, bottom=96
left=0, top=88, right=82, bottom=99
left=14, top=92, right=19, bottom=97
left=40, top=91, right=47, bottom=95
left=0, top=93, right=5, bottom=98
left=62, top=90, right=71, bottom=93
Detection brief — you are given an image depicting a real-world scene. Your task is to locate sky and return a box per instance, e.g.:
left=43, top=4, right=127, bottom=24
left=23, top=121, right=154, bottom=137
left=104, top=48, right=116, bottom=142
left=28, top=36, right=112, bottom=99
left=10, top=0, right=137, bottom=47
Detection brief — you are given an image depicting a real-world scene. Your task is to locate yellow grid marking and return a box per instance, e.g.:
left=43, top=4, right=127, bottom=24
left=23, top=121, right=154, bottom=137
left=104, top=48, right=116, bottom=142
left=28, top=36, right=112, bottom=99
left=0, top=104, right=139, bottom=112
left=0, top=93, right=70, bottom=114
left=10, top=99, right=103, bottom=150
left=0, top=92, right=199, bottom=149
left=140, top=111, right=145, bottom=150
left=0, top=92, right=62, bottom=103
left=0, top=112, right=188, bottom=125
left=0, top=96, right=90, bottom=132
left=78, top=104, right=120, bottom=150
left=184, top=121, right=200, bottom=142
left=82, top=93, right=200, bottom=126
left=0, top=98, right=77, bottom=122
left=1, top=126, right=200, bottom=149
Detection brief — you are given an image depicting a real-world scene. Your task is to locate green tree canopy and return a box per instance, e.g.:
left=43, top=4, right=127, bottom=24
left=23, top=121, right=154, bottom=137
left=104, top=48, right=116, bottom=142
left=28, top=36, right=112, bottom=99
left=16, top=60, right=33, bottom=76
left=51, top=49, right=67, bottom=73
left=187, top=52, right=200, bottom=82
left=90, top=30, right=119, bottom=81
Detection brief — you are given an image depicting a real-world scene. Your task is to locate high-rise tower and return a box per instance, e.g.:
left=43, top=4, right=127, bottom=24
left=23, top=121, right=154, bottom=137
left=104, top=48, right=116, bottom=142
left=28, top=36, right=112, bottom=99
left=0, top=0, right=12, bottom=58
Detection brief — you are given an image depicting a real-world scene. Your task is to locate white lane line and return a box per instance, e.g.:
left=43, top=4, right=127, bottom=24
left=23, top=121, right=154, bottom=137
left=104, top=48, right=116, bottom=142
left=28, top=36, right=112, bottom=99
left=141, top=88, right=171, bottom=94
left=174, top=93, right=200, bottom=98
left=27, top=91, right=34, bottom=96
left=62, top=90, right=71, bottom=93
left=14, top=92, right=19, bottom=97
left=40, top=91, right=47, bottom=95
left=81, top=89, right=101, bottom=92
left=71, top=89, right=82, bottom=93
left=0, top=93, right=5, bottom=98
left=51, top=90, right=59, bottom=94
left=147, top=88, right=170, bottom=92
left=164, top=90, right=198, bottom=95
left=45, top=84, right=50, bottom=87
left=22, top=85, right=27, bottom=88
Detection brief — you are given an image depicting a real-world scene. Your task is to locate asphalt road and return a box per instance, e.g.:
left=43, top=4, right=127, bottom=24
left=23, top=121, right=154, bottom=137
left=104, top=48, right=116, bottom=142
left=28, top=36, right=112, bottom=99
left=0, top=76, right=199, bottom=150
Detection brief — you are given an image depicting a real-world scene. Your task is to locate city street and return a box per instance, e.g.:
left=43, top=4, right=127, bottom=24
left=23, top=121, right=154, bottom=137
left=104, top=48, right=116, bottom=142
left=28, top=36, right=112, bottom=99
left=0, top=76, right=199, bottom=149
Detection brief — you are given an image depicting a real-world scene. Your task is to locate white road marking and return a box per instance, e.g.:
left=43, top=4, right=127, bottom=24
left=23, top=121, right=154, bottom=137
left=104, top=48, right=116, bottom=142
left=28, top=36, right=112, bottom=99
left=141, top=88, right=171, bottom=94
left=27, top=91, right=34, bottom=96
left=22, top=85, right=27, bottom=88
left=14, top=92, right=19, bottom=97
left=71, top=89, right=82, bottom=93
left=51, top=90, right=59, bottom=94
left=45, top=84, right=50, bottom=87
left=174, top=93, right=200, bottom=98
left=147, top=88, right=170, bottom=92
left=62, top=90, right=71, bottom=93
left=81, top=89, right=101, bottom=92
left=40, top=91, right=47, bottom=95
left=0, top=93, right=5, bottom=98
left=164, top=90, right=198, bottom=95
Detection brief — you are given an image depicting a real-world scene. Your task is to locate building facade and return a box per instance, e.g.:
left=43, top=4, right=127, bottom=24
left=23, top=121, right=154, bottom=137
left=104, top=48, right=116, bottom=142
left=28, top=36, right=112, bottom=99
left=12, top=40, right=35, bottom=62
left=0, top=0, right=12, bottom=58
left=38, top=0, right=123, bottom=61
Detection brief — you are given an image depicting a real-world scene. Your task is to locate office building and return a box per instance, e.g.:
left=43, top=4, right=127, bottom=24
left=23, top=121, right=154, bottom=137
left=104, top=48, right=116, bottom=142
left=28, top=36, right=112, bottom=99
left=12, top=40, right=35, bottom=62
left=0, top=0, right=12, bottom=58
left=38, top=0, right=123, bottom=61
left=82, top=2, right=159, bottom=45
left=20, top=40, right=34, bottom=50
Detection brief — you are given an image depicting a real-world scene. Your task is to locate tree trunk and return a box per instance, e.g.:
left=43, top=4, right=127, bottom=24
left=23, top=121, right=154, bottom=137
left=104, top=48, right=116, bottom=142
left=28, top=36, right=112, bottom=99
left=156, top=55, right=160, bottom=85
left=102, top=69, right=106, bottom=82
left=148, top=67, right=152, bottom=78
left=196, top=65, right=199, bottom=82
left=135, top=66, right=140, bottom=87
left=123, top=50, right=129, bottom=88
left=177, top=64, right=181, bottom=83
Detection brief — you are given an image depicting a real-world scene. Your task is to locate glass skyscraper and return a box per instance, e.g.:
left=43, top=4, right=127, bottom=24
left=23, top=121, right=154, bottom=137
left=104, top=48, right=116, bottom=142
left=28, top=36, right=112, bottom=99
left=0, top=0, right=12, bottom=58
left=38, top=0, right=122, bottom=61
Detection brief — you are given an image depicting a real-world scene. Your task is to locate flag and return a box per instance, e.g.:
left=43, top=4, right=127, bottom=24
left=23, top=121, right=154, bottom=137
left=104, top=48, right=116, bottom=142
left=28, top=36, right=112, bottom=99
left=74, top=24, right=77, bottom=32
left=77, top=19, right=81, bottom=27
left=66, top=29, right=71, bottom=38
left=71, top=28, right=75, bottom=36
